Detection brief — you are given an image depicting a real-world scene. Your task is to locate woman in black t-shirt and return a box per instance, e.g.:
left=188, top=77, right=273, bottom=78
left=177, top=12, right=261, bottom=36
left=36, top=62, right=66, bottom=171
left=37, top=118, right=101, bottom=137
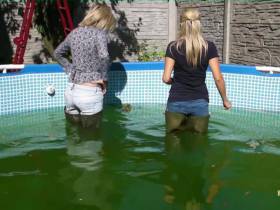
left=163, top=8, right=231, bottom=134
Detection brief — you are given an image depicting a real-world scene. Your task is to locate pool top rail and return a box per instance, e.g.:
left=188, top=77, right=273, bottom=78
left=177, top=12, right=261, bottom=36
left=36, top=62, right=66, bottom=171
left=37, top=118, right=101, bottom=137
left=0, top=62, right=280, bottom=77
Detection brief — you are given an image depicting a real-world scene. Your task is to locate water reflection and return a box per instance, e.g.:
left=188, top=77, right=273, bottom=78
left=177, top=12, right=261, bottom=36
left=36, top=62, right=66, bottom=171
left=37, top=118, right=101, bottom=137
left=1, top=105, right=280, bottom=210
left=63, top=106, right=227, bottom=210
left=164, top=131, right=220, bottom=210
left=63, top=106, right=127, bottom=209
left=65, top=112, right=103, bottom=171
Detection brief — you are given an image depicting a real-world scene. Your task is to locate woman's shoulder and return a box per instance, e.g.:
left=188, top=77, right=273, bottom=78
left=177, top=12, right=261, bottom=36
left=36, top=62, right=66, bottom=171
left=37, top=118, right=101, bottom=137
left=71, top=27, right=108, bottom=39
left=206, top=40, right=217, bottom=49
left=85, top=26, right=108, bottom=34
left=205, top=40, right=219, bottom=58
left=166, top=40, right=181, bottom=52
left=168, top=40, right=177, bottom=45
left=167, top=40, right=178, bottom=48
left=68, top=27, right=85, bottom=37
left=73, top=26, right=103, bottom=33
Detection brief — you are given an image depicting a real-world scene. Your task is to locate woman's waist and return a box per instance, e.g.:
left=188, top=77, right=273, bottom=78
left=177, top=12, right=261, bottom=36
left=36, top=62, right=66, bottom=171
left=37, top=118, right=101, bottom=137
left=80, top=82, right=102, bottom=87
left=169, top=84, right=209, bottom=99
left=70, top=61, right=109, bottom=72
left=170, top=82, right=207, bottom=91
left=69, top=71, right=104, bottom=83
left=168, top=94, right=209, bottom=103
left=67, top=83, right=102, bottom=91
left=70, top=69, right=102, bottom=76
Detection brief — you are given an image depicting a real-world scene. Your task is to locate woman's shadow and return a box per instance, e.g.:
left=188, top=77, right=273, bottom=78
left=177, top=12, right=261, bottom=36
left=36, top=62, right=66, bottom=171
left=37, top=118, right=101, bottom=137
left=105, top=62, right=127, bottom=107
left=0, top=2, right=19, bottom=64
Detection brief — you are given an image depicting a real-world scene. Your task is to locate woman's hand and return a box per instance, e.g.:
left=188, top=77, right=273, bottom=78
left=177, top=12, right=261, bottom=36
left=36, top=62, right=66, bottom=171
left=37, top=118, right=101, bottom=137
left=96, top=80, right=107, bottom=94
left=165, top=78, right=173, bottom=85
left=223, top=99, right=232, bottom=110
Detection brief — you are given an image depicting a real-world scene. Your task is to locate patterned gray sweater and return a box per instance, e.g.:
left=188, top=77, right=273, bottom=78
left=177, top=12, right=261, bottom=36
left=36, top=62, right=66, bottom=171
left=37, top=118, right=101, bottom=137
left=53, top=26, right=110, bottom=84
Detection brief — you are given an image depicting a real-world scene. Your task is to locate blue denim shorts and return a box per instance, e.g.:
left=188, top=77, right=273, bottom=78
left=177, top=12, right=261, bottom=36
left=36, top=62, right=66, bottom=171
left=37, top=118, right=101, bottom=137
left=166, top=99, right=209, bottom=117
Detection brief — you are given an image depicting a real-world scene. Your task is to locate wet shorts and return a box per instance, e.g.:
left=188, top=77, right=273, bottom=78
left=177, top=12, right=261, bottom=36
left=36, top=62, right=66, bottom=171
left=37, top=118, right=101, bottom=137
left=64, top=83, right=104, bottom=115
left=166, top=99, right=209, bottom=117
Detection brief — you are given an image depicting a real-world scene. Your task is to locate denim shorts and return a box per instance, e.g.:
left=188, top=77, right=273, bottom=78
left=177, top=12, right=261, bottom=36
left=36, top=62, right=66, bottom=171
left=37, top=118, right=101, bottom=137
left=166, top=99, right=209, bottom=117
left=64, top=83, right=104, bottom=115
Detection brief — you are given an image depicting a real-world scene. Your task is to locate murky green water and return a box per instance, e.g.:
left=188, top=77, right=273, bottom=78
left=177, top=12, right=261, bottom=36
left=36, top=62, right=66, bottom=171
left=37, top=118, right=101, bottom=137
left=0, top=104, right=280, bottom=210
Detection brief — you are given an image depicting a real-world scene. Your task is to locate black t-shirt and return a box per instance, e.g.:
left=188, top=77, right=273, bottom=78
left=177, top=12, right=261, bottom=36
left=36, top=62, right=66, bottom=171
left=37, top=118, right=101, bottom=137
left=165, top=40, right=219, bottom=103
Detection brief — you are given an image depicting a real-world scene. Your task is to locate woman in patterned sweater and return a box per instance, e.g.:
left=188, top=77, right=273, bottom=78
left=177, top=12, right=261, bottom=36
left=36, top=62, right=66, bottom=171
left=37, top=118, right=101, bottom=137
left=54, top=4, right=116, bottom=128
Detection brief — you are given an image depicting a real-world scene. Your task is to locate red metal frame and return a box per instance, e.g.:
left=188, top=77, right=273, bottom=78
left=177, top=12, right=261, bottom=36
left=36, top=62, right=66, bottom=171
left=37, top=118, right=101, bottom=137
left=13, top=0, right=36, bottom=64
left=56, top=0, right=74, bottom=36
left=12, top=0, right=74, bottom=64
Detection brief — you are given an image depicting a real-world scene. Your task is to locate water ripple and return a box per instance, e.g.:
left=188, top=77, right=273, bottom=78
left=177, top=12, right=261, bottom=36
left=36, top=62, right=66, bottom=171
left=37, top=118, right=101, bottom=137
left=0, top=170, right=47, bottom=177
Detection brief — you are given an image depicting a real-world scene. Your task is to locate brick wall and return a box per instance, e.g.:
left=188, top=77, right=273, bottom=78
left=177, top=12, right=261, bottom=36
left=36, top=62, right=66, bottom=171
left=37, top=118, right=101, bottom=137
left=4, top=2, right=169, bottom=64
left=111, top=3, right=169, bottom=61
left=177, top=2, right=225, bottom=61
left=3, top=1, right=280, bottom=66
left=177, top=1, right=280, bottom=67
left=230, top=2, right=280, bottom=66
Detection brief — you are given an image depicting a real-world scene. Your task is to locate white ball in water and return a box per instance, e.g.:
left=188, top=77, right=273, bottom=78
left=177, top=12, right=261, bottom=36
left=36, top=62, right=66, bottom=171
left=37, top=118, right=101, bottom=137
left=46, top=85, right=55, bottom=96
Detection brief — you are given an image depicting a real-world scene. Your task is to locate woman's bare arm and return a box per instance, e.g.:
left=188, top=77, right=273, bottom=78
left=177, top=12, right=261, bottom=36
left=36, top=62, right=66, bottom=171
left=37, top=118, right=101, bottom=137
left=209, top=57, right=232, bottom=109
left=163, top=57, right=175, bottom=84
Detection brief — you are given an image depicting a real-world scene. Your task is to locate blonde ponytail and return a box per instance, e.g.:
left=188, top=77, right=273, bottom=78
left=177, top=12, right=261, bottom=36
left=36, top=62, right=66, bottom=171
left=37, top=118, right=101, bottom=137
left=177, top=8, right=208, bottom=67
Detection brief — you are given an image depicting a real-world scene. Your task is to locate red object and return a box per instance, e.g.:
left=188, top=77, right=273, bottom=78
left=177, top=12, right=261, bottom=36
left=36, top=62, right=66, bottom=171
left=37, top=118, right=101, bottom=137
left=13, top=0, right=36, bottom=64
left=12, top=0, right=74, bottom=64
left=56, top=0, right=74, bottom=36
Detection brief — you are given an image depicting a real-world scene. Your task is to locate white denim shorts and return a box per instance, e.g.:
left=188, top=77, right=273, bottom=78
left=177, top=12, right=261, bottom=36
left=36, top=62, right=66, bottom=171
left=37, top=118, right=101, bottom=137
left=65, top=83, right=104, bottom=115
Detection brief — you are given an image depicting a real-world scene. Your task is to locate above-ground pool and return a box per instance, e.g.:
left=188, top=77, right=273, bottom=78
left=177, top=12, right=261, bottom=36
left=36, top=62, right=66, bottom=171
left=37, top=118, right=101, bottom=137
left=0, top=62, right=280, bottom=210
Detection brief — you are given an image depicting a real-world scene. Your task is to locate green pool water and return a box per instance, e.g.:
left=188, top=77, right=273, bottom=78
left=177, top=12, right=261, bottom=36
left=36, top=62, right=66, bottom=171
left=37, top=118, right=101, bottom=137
left=0, top=104, right=280, bottom=210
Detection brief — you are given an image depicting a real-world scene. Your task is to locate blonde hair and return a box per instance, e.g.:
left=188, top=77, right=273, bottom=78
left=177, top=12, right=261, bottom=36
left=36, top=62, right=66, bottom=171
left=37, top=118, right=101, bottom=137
left=79, top=4, right=116, bottom=32
left=175, top=8, right=208, bottom=67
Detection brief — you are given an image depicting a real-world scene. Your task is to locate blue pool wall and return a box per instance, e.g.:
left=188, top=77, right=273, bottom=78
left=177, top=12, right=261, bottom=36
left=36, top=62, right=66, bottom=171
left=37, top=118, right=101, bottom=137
left=0, top=62, right=279, bottom=115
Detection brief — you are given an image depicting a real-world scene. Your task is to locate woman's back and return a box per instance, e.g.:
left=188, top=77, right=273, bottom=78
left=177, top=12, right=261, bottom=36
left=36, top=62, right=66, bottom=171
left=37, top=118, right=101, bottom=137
left=166, top=40, right=218, bottom=103
left=163, top=8, right=231, bottom=134
left=69, top=27, right=109, bottom=72
left=54, top=26, right=110, bottom=84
